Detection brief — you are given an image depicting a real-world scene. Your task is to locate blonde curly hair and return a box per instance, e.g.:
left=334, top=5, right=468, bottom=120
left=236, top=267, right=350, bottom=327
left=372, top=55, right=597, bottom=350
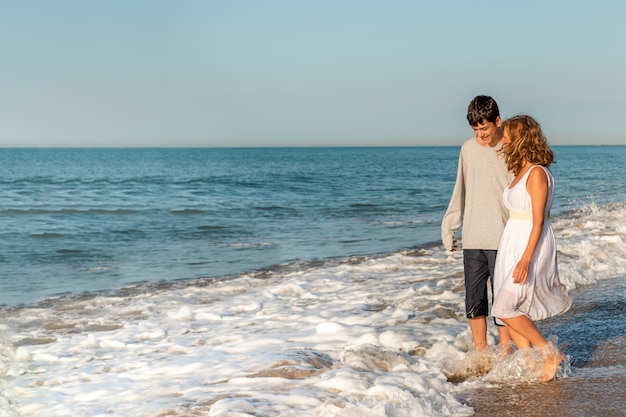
left=501, top=115, right=555, bottom=175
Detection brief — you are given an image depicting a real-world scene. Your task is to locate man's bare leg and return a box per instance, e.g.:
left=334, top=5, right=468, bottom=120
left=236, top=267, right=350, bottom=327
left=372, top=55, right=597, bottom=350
left=469, top=316, right=487, bottom=351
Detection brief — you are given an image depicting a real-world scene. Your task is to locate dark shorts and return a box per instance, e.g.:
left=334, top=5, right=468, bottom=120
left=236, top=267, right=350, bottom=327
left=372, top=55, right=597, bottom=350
left=463, top=249, right=497, bottom=319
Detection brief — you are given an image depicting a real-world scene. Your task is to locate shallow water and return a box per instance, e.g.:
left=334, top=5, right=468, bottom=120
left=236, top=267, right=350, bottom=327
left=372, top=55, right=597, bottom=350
left=0, top=147, right=623, bottom=416
left=460, top=275, right=626, bottom=417
left=0, top=146, right=624, bottom=307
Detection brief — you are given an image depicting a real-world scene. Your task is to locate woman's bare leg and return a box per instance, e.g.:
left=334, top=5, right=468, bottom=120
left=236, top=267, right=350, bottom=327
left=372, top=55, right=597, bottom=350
left=497, top=325, right=513, bottom=355
left=500, top=316, right=546, bottom=347
left=499, top=315, right=563, bottom=381
left=506, top=325, right=531, bottom=349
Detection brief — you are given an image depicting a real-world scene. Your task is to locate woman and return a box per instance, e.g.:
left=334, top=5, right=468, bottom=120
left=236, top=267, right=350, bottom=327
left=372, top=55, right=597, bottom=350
left=491, top=115, right=572, bottom=381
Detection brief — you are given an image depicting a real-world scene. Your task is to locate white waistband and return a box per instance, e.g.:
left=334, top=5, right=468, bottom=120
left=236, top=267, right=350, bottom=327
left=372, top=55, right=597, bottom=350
left=509, top=210, right=533, bottom=221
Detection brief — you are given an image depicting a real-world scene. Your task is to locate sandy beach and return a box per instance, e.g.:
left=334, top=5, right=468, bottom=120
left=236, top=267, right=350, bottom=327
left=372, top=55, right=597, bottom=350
left=460, top=274, right=626, bottom=417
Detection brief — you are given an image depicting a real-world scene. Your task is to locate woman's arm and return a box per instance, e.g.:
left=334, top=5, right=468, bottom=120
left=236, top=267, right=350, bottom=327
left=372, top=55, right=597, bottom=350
left=512, top=166, right=548, bottom=284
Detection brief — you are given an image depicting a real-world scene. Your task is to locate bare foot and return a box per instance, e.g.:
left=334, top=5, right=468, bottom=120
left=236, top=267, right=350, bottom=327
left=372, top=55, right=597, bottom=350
left=539, top=346, right=564, bottom=382
left=474, top=341, right=488, bottom=352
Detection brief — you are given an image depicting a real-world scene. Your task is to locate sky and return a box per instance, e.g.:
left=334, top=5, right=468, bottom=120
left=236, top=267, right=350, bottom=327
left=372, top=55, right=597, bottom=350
left=1, top=0, right=625, bottom=147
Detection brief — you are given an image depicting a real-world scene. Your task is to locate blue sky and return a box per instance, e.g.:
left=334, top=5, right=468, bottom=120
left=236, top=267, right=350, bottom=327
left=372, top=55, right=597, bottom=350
left=1, top=1, right=625, bottom=147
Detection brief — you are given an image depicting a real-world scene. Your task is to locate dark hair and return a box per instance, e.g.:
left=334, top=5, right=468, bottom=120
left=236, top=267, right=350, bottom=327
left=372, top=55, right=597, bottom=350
left=466, top=95, right=500, bottom=127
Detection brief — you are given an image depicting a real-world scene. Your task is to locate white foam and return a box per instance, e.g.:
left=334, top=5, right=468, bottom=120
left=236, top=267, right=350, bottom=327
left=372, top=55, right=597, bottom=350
left=0, top=201, right=623, bottom=416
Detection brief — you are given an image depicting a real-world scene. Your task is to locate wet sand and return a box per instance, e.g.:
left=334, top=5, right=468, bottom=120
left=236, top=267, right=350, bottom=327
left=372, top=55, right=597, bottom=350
left=460, top=275, right=626, bottom=417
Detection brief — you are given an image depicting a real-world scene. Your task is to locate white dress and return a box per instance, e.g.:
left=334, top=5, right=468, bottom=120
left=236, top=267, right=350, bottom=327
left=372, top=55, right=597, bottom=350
left=492, top=165, right=572, bottom=322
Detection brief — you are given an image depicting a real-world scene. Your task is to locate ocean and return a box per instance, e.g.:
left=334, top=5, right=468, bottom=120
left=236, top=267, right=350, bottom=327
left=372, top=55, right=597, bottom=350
left=0, top=146, right=624, bottom=416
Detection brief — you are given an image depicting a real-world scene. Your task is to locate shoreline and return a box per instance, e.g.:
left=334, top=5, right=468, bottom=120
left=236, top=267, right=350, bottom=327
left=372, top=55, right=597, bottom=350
left=459, top=274, right=626, bottom=416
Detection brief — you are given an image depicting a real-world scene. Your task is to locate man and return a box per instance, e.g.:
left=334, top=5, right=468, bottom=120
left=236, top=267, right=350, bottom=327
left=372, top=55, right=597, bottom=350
left=442, top=95, right=512, bottom=351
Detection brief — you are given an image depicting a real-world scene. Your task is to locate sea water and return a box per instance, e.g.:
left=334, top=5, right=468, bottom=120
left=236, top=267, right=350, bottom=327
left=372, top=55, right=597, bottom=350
left=0, top=147, right=460, bottom=306
left=0, top=146, right=624, bottom=416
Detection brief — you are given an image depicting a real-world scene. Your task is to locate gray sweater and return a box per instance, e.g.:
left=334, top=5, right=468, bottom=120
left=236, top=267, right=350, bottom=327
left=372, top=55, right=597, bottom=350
left=441, top=138, right=512, bottom=251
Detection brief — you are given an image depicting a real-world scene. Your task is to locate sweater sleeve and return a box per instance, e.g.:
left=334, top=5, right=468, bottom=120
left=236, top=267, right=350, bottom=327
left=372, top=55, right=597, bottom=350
left=441, top=150, right=465, bottom=251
